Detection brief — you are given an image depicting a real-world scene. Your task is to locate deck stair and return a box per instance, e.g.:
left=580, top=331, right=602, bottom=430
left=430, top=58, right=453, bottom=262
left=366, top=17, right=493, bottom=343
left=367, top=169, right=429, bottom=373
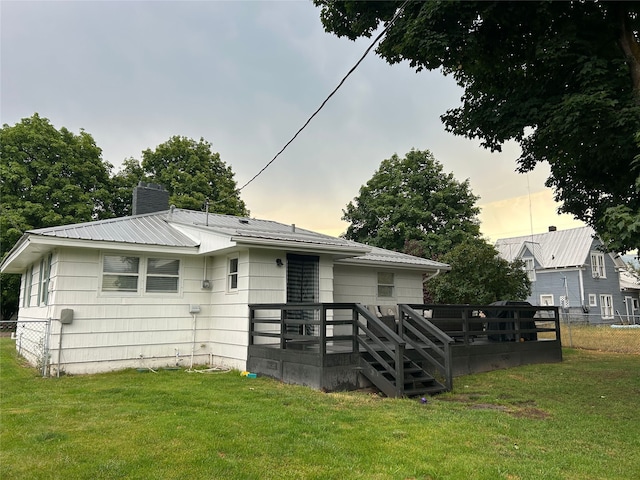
left=358, top=352, right=447, bottom=397
left=355, top=304, right=450, bottom=398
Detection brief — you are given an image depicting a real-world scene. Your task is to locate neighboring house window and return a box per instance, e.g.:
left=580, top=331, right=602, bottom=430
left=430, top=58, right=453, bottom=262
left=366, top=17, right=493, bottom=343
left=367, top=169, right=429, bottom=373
left=523, top=258, right=536, bottom=282
left=228, top=257, right=239, bottom=291
left=590, top=253, right=606, bottom=278
left=540, top=294, right=554, bottom=306
left=102, top=255, right=140, bottom=292
left=377, top=272, right=395, bottom=298
left=146, top=258, right=180, bottom=293
left=559, top=295, right=569, bottom=309
left=588, top=294, right=597, bottom=307
left=599, top=294, right=614, bottom=319
left=39, top=254, right=53, bottom=305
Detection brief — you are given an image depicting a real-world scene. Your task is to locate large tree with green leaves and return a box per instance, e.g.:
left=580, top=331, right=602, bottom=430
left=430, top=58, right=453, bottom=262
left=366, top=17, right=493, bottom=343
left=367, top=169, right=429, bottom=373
left=425, top=238, right=531, bottom=304
left=0, top=113, right=113, bottom=319
left=139, top=136, right=248, bottom=216
left=315, top=1, right=640, bottom=253
left=343, top=149, right=480, bottom=258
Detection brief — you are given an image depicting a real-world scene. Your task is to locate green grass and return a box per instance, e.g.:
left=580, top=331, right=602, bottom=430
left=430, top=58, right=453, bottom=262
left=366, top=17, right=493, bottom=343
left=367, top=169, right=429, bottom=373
left=1, top=340, right=639, bottom=480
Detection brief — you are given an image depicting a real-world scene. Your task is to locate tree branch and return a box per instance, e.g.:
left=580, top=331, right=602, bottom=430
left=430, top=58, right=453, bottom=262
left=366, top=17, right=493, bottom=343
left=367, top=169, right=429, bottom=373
left=618, top=6, right=640, bottom=99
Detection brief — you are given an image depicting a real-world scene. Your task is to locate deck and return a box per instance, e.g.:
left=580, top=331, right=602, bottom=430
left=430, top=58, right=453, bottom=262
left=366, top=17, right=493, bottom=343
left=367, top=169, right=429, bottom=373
left=247, top=303, right=562, bottom=397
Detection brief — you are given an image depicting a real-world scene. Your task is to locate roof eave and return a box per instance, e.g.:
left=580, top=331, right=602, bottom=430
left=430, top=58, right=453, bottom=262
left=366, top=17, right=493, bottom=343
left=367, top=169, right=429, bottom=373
left=0, top=234, right=199, bottom=274
left=335, top=257, right=451, bottom=272
left=231, top=236, right=370, bottom=256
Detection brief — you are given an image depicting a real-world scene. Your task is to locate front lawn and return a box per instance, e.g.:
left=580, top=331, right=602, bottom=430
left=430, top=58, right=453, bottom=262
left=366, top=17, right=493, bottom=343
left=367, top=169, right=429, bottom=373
left=1, top=339, right=638, bottom=479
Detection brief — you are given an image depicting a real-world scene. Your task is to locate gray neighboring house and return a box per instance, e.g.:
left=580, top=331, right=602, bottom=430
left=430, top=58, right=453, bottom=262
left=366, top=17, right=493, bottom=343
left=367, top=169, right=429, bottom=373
left=496, top=226, right=639, bottom=324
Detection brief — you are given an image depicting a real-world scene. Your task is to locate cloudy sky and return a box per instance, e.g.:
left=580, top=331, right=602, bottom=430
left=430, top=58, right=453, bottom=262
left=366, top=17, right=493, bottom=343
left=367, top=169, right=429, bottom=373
left=1, top=0, right=584, bottom=241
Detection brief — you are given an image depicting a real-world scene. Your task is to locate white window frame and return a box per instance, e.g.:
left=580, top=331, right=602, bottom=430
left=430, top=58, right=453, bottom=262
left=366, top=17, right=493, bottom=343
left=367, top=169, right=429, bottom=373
left=39, top=254, right=53, bottom=306
left=523, top=257, right=536, bottom=282
left=145, top=258, right=180, bottom=293
left=24, top=265, right=35, bottom=307
left=539, top=294, right=554, bottom=306
left=377, top=272, right=395, bottom=299
left=100, top=254, right=181, bottom=295
left=599, top=294, right=614, bottom=319
left=227, top=256, right=239, bottom=292
left=590, top=252, right=606, bottom=279
left=588, top=294, right=597, bottom=307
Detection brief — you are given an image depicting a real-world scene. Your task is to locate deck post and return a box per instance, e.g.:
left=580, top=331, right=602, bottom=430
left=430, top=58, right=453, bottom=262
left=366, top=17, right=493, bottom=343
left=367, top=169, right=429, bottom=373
left=352, top=307, right=359, bottom=353
left=279, top=308, right=286, bottom=349
left=395, top=343, right=405, bottom=397
left=444, top=341, right=453, bottom=391
left=320, top=304, right=327, bottom=360
left=461, top=308, right=469, bottom=345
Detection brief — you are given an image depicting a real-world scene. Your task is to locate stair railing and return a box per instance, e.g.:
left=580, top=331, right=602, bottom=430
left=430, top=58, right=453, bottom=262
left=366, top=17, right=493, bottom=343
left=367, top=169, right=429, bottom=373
left=354, top=304, right=406, bottom=397
left=398, top=305, right=454, bottom=391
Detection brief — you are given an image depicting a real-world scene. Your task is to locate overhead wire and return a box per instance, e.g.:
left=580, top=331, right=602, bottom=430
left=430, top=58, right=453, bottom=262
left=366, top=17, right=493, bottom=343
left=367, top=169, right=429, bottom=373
left=236, top=0, right=411, bottom=193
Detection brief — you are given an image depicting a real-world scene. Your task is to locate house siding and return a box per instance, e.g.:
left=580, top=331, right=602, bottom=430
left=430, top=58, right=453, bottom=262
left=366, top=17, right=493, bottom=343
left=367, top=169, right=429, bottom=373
left=18, top=247, right=219, bottom=374
left=522, top=237, right=633, bottom=323
left=333, top=265, right=424, bottom=304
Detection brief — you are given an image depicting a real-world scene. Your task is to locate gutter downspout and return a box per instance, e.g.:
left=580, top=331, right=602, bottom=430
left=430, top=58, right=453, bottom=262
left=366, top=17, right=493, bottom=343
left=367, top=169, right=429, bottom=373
left=190, top=312, right=197, bottom=370
left=423, top=269, right=442, bottom=283
left=57, top=321, right=63, bottom=378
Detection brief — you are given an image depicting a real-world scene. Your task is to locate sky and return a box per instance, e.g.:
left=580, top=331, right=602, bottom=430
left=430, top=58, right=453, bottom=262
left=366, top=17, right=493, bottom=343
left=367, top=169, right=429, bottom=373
left=1, top=0, right=585, bottom=242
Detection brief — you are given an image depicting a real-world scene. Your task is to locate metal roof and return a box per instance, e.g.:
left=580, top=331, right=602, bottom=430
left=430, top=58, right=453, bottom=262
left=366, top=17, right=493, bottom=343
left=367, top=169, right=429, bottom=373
left=2, top=208, right=448, bottom=273
left=495, top=226, right=598, bottom=268
left=340, top=245, right=451, bottom=269
left=28, top=213, right=198, bottom=247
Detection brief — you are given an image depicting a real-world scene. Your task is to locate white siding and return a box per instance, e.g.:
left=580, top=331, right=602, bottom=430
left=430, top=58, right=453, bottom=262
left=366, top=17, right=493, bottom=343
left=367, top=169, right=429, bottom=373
left=28, top=247, right=233, bottom=375
left=333, top=265, right=424, bottom=304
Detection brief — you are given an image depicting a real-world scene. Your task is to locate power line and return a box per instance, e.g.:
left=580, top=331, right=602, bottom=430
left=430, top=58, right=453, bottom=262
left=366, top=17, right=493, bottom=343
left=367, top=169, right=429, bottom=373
left=237, top=0, right=411, bottom=193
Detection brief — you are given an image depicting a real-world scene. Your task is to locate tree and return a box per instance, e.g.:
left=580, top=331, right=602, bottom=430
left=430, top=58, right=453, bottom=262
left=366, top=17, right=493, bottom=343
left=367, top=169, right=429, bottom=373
left=315, top=1, right=640, bottom=253
left=342, top=149, right=480, bottom=258
left=425, top=238, right=531, bottom=304
left=0, top=113, right=113, bottom=319
left=141, top=136, right=248, bottom=216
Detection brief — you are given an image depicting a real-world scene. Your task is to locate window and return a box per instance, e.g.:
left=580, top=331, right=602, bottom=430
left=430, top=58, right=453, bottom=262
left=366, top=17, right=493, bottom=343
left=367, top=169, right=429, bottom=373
left=539, top=294, right=554, bottom=306
left=588, top=294, right=597, bottom=307
left=523, top=258, right=536, bottom=282
left=23, top=265, right=34, bottom=307
left=228, top=257, right=239, bottom=291
left=377, top=272, right=395, bottom=298
left=146, top=258, right=180, bottom=292
left=39, top=254, right=52, bottom=305
left=102, top=255, right=180, bottom=293
left=599, top=294, right=614, bottom=319
left=591, top=253, right=606, bottom=278
left=102, top=256, right=140, bottom=292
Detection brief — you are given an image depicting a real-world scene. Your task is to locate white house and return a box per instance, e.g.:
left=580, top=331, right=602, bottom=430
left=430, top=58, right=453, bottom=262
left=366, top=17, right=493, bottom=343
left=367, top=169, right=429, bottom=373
left=1, top=192, right=449, bottom=375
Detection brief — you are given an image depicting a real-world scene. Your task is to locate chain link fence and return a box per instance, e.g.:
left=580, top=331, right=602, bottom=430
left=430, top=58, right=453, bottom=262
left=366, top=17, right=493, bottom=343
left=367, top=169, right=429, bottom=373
left=559, top=313, right=639, bottom=354
left=0, top=320, right=52, bottom=376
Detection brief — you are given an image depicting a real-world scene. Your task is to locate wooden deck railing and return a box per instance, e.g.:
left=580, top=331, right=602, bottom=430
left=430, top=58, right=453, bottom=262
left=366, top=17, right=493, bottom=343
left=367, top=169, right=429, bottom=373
left=404, top=304, right=562, bottom=346
left=249, top=303, right=454, bottom=397
left=249, top=303, right=359, bottom=358
left=398, top=305, right=454, bottom=391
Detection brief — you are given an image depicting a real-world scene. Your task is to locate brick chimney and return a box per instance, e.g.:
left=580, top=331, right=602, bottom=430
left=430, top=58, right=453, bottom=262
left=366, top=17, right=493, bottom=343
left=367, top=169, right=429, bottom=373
left=132, top=182, right=169, bottom=215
